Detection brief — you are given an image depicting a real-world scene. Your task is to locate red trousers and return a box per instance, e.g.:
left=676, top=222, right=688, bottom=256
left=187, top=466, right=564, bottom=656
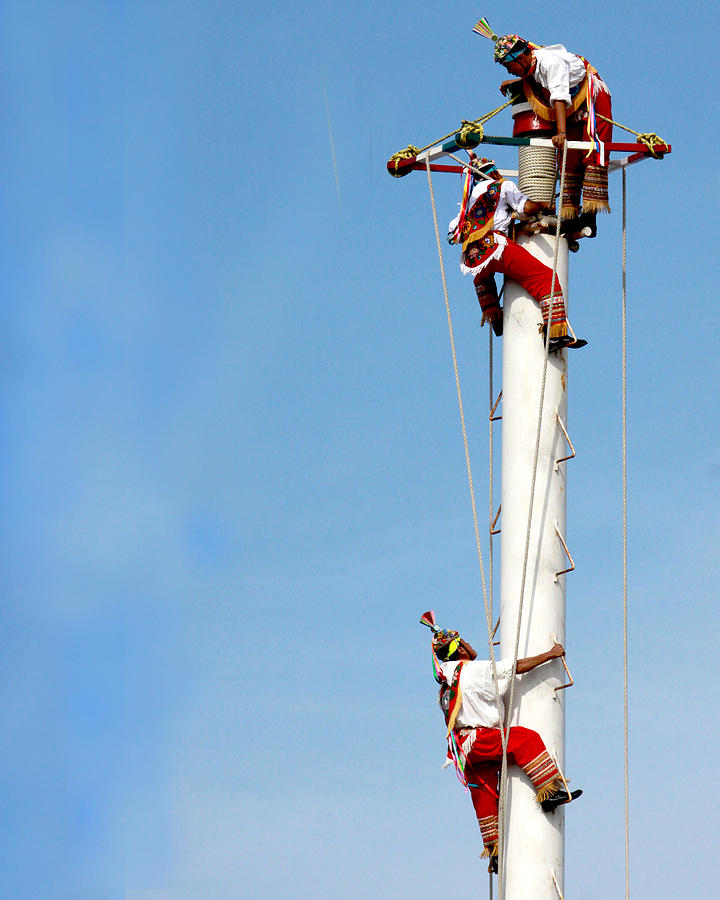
left=473, top=241, right=567, bottom=337
left=458, top=726, right=561, bottom=853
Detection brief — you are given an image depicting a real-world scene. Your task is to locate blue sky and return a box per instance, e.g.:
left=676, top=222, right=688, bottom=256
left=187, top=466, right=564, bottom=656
left=2, top=1, right=718, bottom=898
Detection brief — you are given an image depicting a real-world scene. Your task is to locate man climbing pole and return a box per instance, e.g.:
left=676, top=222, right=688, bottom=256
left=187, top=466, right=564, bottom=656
left=447, top=155, right=585, bottom=351
left=473, top=21, right=612, bottom=231
left=420, top=611, right=581, bottom=873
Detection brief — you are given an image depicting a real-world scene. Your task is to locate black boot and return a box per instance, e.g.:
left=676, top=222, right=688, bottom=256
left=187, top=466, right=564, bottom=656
left=540, top=326, right=588, bottom=352
left=548, top=335, right=588, bottom=352
left=541, top=788, right=583, bottom=813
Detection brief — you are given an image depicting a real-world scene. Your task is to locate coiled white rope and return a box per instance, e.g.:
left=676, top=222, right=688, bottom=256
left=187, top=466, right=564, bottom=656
left=518, top=145, right=557, bottom=205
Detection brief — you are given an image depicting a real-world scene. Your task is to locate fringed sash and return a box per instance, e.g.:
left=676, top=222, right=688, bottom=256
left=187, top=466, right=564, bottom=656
left=439, top=661, right=470, bottom=787
left=458, top=181, right=502, bottom=251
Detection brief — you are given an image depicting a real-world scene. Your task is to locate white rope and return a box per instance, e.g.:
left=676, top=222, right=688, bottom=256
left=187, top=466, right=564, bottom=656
left=497, top=141, right=569, bottom=899
left=518, top=145, right=557, bottom=205
left=424, top=155, right=510, bottom=896
left=621, top=165, right=630, bottom=900
left=444, top=148, right=496, bottom=181
left=423, top=156, right=491, bottom=618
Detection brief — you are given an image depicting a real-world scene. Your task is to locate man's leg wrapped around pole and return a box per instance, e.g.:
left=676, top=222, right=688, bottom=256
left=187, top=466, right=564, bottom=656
left=483, top=242, right=567, bottom=338
left=505, top=726, right=564, bottom=803
left=467, top=762, right=501, bottom=857
left=461, top=726, right=564, bottom=818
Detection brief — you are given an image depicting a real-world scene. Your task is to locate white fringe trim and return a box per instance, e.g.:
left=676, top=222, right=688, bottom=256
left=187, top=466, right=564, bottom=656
left=461, top=730, right=477, bottom=756
left=592, top=77, right=610, bottom=98
left=459, top=235, right=507, bottom=277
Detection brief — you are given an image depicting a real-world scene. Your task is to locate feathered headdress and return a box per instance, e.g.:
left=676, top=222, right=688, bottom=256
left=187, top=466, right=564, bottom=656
left=419, top=610, right=461, bottom=681
left=472, top=18, right=537, bottom=63
left=420, top=611, right=468, bottom=780
left=472, top=17, right=498, bottom=41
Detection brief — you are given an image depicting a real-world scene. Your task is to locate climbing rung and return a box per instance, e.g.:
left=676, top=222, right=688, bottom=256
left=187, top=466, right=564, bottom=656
left=554, top=656, right=575, bottom=694
left=490, top=390, right=502, bottom=422
left=490, top=504, right=501, bottom=535
left=549, top=632, right=575, bottom=695
left=554, top=410, right=575, bottom=470
left=553, top=520, right=575, bottom=582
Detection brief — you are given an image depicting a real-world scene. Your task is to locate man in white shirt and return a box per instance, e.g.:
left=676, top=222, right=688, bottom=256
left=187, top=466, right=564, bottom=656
left=491, top=34, right=613, bottom=223
left=448, top=156, right=585, bottom=351
left=420, top=611, right=581, bottom=871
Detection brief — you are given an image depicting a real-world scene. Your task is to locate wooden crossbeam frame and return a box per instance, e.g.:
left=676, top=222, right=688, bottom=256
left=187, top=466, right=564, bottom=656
left=388, top=134, right=671, bottom=178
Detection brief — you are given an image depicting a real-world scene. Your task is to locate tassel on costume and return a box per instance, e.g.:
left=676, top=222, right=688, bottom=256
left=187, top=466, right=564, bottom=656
left=539, top=293, right=567, bottom=337
left=525, top=749, right=562, bottom=798
left=477, top=814, right=499, bottom=849
left=535, top=777, right=564, bottom=804
left=582, top=164, right=610, bottom=214
left=480, top=842, right=499, bottom=859
left=561, top=172, right=584, bottom=220
left=561, top=203, right=581, bottom=219
left=583, top=199, right=611, bottom=214
left=540, top=320, right=568, bottom=340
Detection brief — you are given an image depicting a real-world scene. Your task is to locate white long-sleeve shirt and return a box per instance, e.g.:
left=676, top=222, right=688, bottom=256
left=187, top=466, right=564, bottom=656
left=437, top=658, right=515, bottom=729
left=531, top=44, right=610, bottom=108
left=532, top=44, right=587, bottom=106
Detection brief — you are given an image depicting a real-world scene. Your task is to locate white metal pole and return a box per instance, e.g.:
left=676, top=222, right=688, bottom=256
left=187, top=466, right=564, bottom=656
left=499, top=231, right=570, bottom=899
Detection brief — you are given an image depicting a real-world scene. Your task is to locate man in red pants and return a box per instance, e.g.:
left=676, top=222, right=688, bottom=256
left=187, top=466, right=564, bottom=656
left=420, top=611, right=582, bottom=872
left=491, top=33, right=613, bottom=224
left=447, top=156, right=585, bottom=350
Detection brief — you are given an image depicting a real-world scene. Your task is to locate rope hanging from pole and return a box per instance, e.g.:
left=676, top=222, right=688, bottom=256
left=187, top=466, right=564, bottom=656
left=424, top=155, right=511, bottom=897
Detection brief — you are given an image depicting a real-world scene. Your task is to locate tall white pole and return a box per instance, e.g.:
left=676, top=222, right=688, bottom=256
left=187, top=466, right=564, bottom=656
left=499, top=231, right=570, bottom=899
